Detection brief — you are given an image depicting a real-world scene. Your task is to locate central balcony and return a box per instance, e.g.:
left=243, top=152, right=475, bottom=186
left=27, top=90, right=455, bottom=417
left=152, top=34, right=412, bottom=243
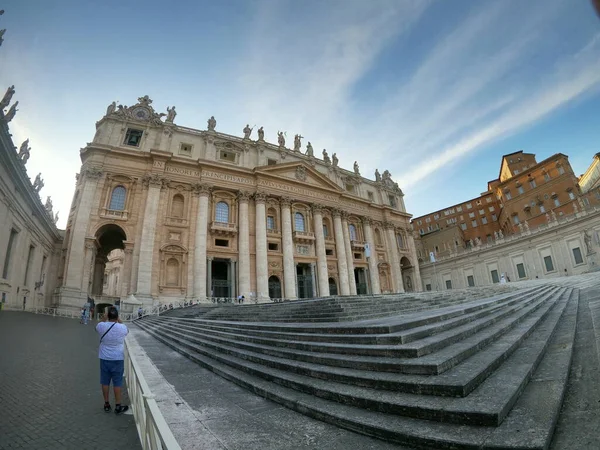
left=211, top=221, right=238, bottom=236
left=351, top=240, right=366, bottom=249
left=293, top=230, right=315, bottom=243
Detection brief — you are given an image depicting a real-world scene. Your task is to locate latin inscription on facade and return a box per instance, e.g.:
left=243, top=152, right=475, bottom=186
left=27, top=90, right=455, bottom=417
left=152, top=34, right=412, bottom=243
left=166, top=166, right=200, bottom=177
left=258, top=179, right=338, bottom=202
left=202, top=170, right=254, bottom=185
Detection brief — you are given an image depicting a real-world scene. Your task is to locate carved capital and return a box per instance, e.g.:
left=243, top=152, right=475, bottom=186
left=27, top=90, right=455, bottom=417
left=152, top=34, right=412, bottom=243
left=84, top=167, right=103, bottom=180
left=254, top=191, right=268, bottom=204
left=311, top=204, right=323, bottom=214
left=280, top=196, right=292, bottom=208
left=361, top=217, right=373, bottom=226
left=191, top=183, right=212, bottom=197
left=237, top=190, right=251, bottom=202
left=383, top=221, right=395, bottom=230
left=331, top=208, right=342, bottom=218
left=142, top=173, right=165, bottom=188
left=340, top=211, right=349, bottom=221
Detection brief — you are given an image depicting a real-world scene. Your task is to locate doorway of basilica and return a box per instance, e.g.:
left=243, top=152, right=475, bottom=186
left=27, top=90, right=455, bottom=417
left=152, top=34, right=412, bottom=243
left=92, top=224, right=127, bottom=301
left=296, top=264, right=313, bottom=299
left=354, top=268, right=368, bottom=295
left=211, top=259, right=232, bottom=298
left=268, top=276, right=281, bottom=300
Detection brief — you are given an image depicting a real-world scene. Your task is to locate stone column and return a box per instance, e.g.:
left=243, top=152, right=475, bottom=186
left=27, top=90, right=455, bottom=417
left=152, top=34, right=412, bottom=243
left=230, top=259, right=237, bottom=299
left=120, top=243, right=134, bottom=298
left=405, top=229, right=422, bottom=292
left=237, top=191, right=251, bottom=298
left=385, top=223, right=404, bottom=293
left=64, top=168, right=103, bottom=291
left=135, top=174, right=163, bottom=302
left=362, top=218, right=381, bottom=295
left=81, top=238, right=97, bottom=297
left=91, top=252, right=106, bottom=296
left=341, top=213, right=357, bottom=295
left=280, top=197, right=297, bottom=299
left=332, top=210, right=350, bottom=295
left=312, top=204, right=330, bottom=297
left=193, top=184, right=211, bottom=301
left=207, top=257, right=213, bottom=298
left=254, top=192, right=269, bottom=301
left=310, top=262, right=318, bottom=297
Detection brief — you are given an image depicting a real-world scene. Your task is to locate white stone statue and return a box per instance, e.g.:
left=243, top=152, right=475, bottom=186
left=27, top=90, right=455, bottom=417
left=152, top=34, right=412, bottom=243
left=44, top=196, right=53, bottom=214
left=243, top=124, right=252, bottom=139
left=468, top=239, right=474, bottom=248
left=277, top=131, right=286, bottom=147
left=18, top=139, right=31, bottom=164
left=166, top=106, right=176, bottom=123
left=305, top=141, right=314, bottom=157
left=53, top=211, right=59, bottom=225
left=551, top=210, right=558, bottom=222
left=353, top=161, right=360, bottom=175
left=524, top=221, right=530, bottom=232
left=207, top=116, right=217, bottom=131
left=322, top=149, right=331, bottom=164
left=518, top=222, right=524, bottom=233
left=33, top=173, right=44, bottom=193
left=4, top=101, right=18, bottom=122
left=257, top=126, right=264, bottom=141
left=0, top=85, right=15, bottom=110
left=584, top=230, right=593, bottom=254
left=546, top=212, right=551, bottom=223
left=375, top=169, right=381, bottom=182
left=494, top=231, right=499, bottom=240
left=498, top=230, right=504, bottom=239
left=105, top=101, right=116, bottom=116
left=573, top=202, right=579, bottom=214
left=332, top=153, right=339, bottom=167
left=293, top=134, right=302, bottom=152
left=475, top=237, right=482, bottom=247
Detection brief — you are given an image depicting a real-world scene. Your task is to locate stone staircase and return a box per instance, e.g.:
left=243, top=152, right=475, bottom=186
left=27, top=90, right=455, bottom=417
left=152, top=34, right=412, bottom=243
left=135, top=283, right=578, bottom=449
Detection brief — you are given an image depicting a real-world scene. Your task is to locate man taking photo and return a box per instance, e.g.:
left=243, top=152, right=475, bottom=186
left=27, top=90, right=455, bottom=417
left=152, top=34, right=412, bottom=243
left=96, top=306, right=129, bottom=414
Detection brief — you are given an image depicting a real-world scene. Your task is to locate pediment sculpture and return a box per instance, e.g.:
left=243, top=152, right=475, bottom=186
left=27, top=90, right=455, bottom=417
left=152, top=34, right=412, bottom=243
left=104, top=95, right=168, bottom=126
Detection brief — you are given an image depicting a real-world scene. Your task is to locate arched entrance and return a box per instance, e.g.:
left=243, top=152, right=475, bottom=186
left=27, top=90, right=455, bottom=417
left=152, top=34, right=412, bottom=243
left=91, top=224, right=127, bottom=300
left=328, top=277, right=338, bottom=296
left=268, top=276, right=282, bottom=299
left=400, top=256, right=414, bottom=292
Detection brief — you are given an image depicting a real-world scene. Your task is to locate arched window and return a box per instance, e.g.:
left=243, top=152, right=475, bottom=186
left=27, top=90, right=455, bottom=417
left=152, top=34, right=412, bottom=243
left=215, top=201, right=229, bottom=223
left=171, top=194, right=184, bottom=218
left=374, top=228, right=382, bottom=246
left=294, top=212, right=305, bottom=232
left=166, top=258, right=179, bottom=286
left=109, top=186, right=126, bottom=211
left=349, top=224, right=357, bottom=241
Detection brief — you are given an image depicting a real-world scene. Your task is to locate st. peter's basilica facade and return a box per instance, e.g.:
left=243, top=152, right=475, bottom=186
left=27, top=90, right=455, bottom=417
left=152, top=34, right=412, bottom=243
left=57, top=96, right=420, bottom=307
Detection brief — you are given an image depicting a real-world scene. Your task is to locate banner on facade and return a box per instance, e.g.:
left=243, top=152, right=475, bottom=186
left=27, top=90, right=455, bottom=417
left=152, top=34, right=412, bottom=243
left=429, top=251, right=436, bottom=263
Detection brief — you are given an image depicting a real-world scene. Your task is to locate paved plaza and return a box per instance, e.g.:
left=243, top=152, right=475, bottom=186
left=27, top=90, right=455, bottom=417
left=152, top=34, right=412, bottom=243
left=0, top=312, right=140, bottom=450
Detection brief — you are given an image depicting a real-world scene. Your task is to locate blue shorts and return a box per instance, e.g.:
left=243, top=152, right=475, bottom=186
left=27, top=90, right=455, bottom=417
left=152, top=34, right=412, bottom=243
left=100, top=359, right=124, bottom=387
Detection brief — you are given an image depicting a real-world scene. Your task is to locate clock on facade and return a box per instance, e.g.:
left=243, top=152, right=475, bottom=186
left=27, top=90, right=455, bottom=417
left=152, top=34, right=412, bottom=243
left=132, top=107, right=150, bottom=120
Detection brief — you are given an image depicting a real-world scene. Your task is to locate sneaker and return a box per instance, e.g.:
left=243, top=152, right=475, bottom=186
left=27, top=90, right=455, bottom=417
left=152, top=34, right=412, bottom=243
left=104, top=402, right=111, bottom=413
left=114, top=405, right=129, bottom=415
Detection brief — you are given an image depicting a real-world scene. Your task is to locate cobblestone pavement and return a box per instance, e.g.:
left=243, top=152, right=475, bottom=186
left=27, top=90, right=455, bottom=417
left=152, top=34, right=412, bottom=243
left=0, top=312, right=141, bottom=450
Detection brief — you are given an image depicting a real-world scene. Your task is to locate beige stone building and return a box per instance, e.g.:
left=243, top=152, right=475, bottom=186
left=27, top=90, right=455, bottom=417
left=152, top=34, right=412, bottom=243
left=0, top=91, right=63, bottom=310
left=55, top=96, right=420, bottom=308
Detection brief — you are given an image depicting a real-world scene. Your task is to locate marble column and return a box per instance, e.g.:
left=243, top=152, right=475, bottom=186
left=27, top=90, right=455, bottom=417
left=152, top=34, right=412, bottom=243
left=405, top=228, right=423, bottom=292
left=120, top=243, right=134, bottom=298
left=91, top=252, right=106, bottom=296
left=81, top=239, right=96, bottom=297
left=65, top=168, right=103, bottom=290
left=193, top=184, right=211, bottom=301
left=332, top=210, right=350, bottom=295
left=237, top=192, right=251, bottom=297
left=312, top=205, right=330, bottom=297
left=254, top=193, right=269, bottom=301
left=136, top=175, right=163, bottom=301
left=281, top=197, right=297, bottom=299
left=385, top=223, right=404, bottom=293
left=362, top=219, right=381, bottom=295
left=341, top=213, right=357, bottom=295
left=207, top=256, right=213, bottom=298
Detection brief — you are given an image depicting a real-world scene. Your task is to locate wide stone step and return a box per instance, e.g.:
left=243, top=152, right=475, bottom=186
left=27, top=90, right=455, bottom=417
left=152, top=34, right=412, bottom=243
left=136, top=287, right=577, bottom=449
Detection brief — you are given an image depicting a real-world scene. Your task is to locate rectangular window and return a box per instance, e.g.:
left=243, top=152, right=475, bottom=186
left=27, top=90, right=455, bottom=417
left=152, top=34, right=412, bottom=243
left=466, top=203, right=472, bottom=209
left=456, top=206, right=463, bottom=212
left=539, top=205, right=546, bottom=213
left=445, top=280, right=452, bottom=289
left=572, top=247, right=583, bottom=265
left=469, top=212, right=475, bottom=218
left=425, top=284, right=432, bottom=291
left=354, top=253, right=362, bottom=260
left=544, top=255, right=555, bottom=272
left=491, top=270, right=499, bottom=283
left=558, top=166, right=565, bottom=175
left=529, top=179, right=537, bottom=188
left=544, top=173, right=551, bottom=181
left=471, top=220, right=478, bottom=227
left=479, top=209, right=485, bottom=215
left=554, top=198, right=560, bottom=207
left=2, top=229, right=18, bottom=279
left=492, top=214, right=497, bottom=221
left=267, top=216, right=275, bottom=230
left=124, top=128, right=143, bottom=146
left=517, top=186, right=524, bottom=195
left=268, top=242, right=279, bottom=251
left=267, top=158, right=277, bottom=166
left=367, top=192, right=374, bottom=202
left=505, top=192, right=512, bottom=200
left=215, top=239, right=229, bottom=247
left=568, top=191, right=575, bottom=200
left=512, top=215, right=520, bottom=225
left=467, top=275, right=475, bottom=287
left=584, top=197, right=590, bottom=206
left=219, top=151, right=236, bottom=163
left=481, top=216, right=488, bottom=225
left=179, top=143, right=192, bottom=155
left=434, top=214, right=440, bottom=220
left=488, top=206, right=495, bottom=212
left=24, top=245, right=35, bottom=285
left=486, top=197, right=492, bottom=203
left=389, top=195, right=396, bottom=207
left=426, top=217, right=431, bottom=223
left=460, top=223, right=467, bottom=231
left=325, top=248, right=334, bottom=256
left=516, top=263, right=526, bottom=279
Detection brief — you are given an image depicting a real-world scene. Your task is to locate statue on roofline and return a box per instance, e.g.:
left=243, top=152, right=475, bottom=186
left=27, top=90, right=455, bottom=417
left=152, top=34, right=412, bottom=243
left=18, top=139, right=31, bottom=164
left=277, top=131, right=286, bottom=147
left=306, top=142, right=314, bottom=157
left=207, top=116, right=217, bottom=131
left=166, top=106, right=177, bottom=123
left=243, top=124, right=253, bottom=139
left=332, top=153, right=339, bottom=167
left=0, top=85, right=15, bottom=110
left=257, top=126, right=264, bottom=141
left=322, top=149, right=331, bottom=164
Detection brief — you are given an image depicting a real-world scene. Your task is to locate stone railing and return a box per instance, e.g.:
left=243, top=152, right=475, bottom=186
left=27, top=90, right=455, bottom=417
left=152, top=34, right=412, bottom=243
left=100, top=208, right=129, bottom=220
left=293, top=230, right=315, bottom=242
left=124, top=341, right=181, bottom=450
left=210, top=221, right=238, bottom=235
left=351, top=239, right=366, bottom=249
left=422, top=206, right=600, bottom=266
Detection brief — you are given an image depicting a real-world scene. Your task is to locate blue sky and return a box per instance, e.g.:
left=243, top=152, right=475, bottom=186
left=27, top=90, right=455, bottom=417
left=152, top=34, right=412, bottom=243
left=1, top=0, right=599, bottom=228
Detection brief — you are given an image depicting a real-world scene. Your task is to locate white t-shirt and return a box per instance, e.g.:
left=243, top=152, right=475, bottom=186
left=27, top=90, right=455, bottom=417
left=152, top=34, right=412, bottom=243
left=96, top=321, right=129, bottom=360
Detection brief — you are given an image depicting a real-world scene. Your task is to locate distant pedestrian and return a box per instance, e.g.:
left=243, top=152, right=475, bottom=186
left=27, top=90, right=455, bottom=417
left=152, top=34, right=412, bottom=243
left=80, top=307, right=86, bottom=324
left=137, top=307, right=143, bottom=319
left=96, top=306, right=129, bottom=415
left=237, top=295, right=245, bottom=304
left=83, top=307, right=89, bottom=325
